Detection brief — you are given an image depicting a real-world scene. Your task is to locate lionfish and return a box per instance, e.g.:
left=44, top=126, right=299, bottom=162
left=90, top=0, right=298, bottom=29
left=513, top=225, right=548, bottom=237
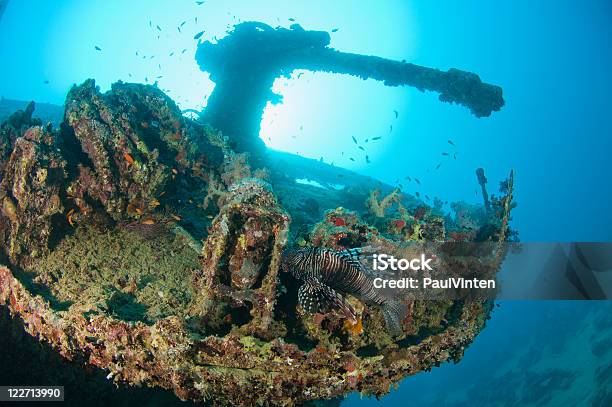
left=282, top=247, right=407, bottom=335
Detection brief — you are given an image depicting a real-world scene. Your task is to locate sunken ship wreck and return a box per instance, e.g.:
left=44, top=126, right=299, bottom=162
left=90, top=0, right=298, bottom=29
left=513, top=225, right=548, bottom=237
left=0, top=23, right=514, bottom=405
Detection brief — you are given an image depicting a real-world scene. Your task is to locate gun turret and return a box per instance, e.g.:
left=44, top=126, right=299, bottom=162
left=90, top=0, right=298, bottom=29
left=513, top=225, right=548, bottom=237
left=196, top=22, right=504, bottom=158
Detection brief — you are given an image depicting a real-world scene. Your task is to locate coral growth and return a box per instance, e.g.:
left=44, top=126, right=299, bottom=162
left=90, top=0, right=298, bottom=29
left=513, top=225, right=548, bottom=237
left=366, top=188, right=402, bottom=218
left=193, top=176, right=290, bottom=339
left=0, top=76, right=515, bottom=406
left=0, top=80, right=226, bottom=265
left=0, top=101, right=42, bottom=176
left=0, top=126, right=66, bottom=264
left=63, top=80, right=216, bottom=222
left=0, top=264, right=492, bottom=406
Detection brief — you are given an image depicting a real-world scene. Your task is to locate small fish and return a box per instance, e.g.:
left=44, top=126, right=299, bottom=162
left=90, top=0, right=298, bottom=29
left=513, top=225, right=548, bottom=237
left=453, top=153, right=457, bottom=160
left=181, top=48, right=187, bottom=54
left=389, top=124, right=393, bottom=133
left=123, top=153, right=135, bottom=165
left=169, top=52, right=174, bottom=56
left=282, top=247, right=407, bottom=335
left=331, top=28, right=339, bottom=32
left=141, top=219, right=156, bottom=225
left=393, top=110, right=398, bottom=119
left=425, top=195, right=430, bottom=200
left=195, top=17, right=198, bottom=23
left=435, top=164, right=441, bottom=170
left=94, top=46, right=102, bottom=51
left=352, top=136, right=357, bottom=144
left=448, top=139, right=455, bottom=146
left=156, top=25, right=161, bottom=31
left=405, top=176, right=411, bottom=182
left=364, top=138, right=369, bottom=143
left=415, top=178, right=421, bottom=185
left=180, top=21, right=186, bottom=27
left=149, top=20, right=152, bottom=28
left=365, top=155, right=370, bottom=163
left=415, top=191, right=421, bottom=198
left=194, top=31, right=204, bottom=40
left=288, top=18, right=295, bottom=21
left=358, top=146, right=365, bottom=151
left=297, top=72, right=303, bottom=78
left=442, top=152, right=449, bottom=156
left=43, top=80, right=49, bottom=84
left=177, top=26, right=181, bottom=33
left=372, top=136, right=382, bottom=141
left=128, top=73, right=132, bottom=77
left=349, top=157, right=355, bottom=162
left=196, top=0, right=205, bottom=4
left=171, top=214, right=182, bottom=221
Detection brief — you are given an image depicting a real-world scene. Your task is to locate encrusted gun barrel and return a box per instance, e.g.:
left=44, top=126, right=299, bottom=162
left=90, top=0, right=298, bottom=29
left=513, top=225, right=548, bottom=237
left=196, top=22, right=504, bottom=156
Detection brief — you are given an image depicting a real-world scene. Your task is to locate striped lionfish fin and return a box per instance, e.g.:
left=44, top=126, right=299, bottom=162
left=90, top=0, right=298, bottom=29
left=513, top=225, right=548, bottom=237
left=298, top=279, right=357, bottom=323
left=382, top=299, right=408, bottom=336
left=336, top=247, right=365, bottom=269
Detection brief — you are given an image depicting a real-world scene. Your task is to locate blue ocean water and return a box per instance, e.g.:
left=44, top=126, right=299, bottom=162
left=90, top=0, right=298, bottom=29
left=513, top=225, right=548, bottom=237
left=0, top=1, right=610, bottom=405
left=348, top=301, right=612, bottom=406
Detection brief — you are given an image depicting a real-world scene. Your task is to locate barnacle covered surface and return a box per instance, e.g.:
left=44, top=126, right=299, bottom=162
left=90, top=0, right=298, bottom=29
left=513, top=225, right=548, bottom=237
left=0, top=79, right=514, bottom=405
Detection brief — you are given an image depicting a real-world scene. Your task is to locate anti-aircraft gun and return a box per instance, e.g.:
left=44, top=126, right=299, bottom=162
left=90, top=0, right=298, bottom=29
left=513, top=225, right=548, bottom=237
left=196, top=22, right=504, bottom=157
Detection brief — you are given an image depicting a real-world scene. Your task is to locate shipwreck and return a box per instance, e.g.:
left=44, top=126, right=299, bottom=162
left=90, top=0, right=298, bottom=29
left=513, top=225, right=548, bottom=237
left=0, top=23, right=514, bottom=405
